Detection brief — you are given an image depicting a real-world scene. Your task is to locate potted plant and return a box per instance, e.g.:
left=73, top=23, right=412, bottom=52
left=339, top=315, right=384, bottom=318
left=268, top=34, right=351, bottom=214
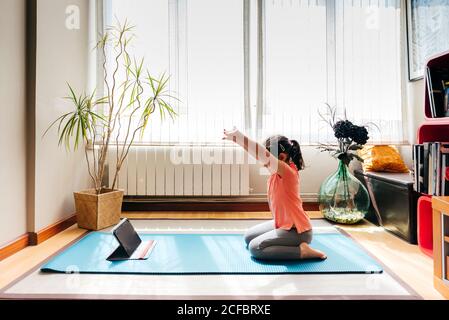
left=317, top=104, right=371, bottom=224
left=45, top=21, right=177, bottom=230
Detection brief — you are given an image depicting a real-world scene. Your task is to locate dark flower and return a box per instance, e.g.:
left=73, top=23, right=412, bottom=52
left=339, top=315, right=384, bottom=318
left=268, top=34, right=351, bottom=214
left=351, top=126, right=369, bottom=145
left=333, top=120, right=354, bottom=139
left=318, top=105, right=371, bottom=166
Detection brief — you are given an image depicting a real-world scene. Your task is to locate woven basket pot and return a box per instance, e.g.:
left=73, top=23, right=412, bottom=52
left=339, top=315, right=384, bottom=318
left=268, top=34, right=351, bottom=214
left=74, top=189, right=124, bottom=231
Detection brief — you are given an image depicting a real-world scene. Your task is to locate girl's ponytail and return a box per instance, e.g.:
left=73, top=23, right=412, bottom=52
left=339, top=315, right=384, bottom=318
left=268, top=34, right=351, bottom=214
left=289, top=139, right=305, bottom=171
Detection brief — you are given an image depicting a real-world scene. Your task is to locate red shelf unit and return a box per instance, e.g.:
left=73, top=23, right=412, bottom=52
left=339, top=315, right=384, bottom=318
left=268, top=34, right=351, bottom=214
left=417, top=123, right=449, bottom=144
left=417, top=50, right=449, bottom=257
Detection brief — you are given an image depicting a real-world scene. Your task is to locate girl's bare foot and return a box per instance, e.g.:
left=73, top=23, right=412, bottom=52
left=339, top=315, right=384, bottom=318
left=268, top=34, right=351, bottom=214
left=299, top=243, right=327, bottom=260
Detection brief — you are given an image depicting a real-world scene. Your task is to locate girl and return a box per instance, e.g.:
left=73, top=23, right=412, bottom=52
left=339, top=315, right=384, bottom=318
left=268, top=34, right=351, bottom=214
left=223, top=127, right=327, bottom=261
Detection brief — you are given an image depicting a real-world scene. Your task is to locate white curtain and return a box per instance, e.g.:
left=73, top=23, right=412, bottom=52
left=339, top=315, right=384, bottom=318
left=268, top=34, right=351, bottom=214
left=262, top=0, right=328, bottom=143
left=262, top=0, right=404, bottom=144
left=335, top=0, right=403, bottom=143
left=106, top=0, right=245, bottom=145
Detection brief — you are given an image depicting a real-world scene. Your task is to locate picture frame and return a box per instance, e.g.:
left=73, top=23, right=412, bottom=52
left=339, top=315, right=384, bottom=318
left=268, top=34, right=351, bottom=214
left=406, top=0, right=449, bottom=81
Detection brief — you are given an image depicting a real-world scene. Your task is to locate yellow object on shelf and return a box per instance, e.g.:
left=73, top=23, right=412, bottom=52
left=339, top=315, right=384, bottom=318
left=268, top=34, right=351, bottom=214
left=358, top=145, right=409, bottom=173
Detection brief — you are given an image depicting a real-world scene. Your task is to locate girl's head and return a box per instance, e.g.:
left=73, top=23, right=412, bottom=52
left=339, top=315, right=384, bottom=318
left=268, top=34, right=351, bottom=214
left=264, top=135, right=305, bottom=171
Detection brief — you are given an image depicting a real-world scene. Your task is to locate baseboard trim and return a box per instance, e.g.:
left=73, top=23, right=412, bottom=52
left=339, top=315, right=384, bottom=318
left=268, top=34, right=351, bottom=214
left=28, top=215, right=77, bottom=246
left=0, top=234, right=30, bottom=261
left=0, top=215, right=77, bottom=260
left=123, top=199, right=319, bottom=212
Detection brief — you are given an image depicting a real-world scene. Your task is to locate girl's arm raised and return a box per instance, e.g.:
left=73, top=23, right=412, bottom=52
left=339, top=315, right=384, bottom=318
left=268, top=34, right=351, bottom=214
left=222, top=128, right=287, bottom=176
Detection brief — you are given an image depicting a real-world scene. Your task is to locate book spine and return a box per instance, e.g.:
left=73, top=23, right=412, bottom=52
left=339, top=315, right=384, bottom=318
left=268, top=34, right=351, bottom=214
left=423, top=142, right=430, bottom=194
left=413, top=144, right=424, bottom=193
left=413, top=144, right=418, bottom=192
left=428, top=143, right=435, bottom=195
left=418, top=145, right=424, bottom=192
left=427, top=67, right=437, bottom=118
left=442, top=154, right=448, bottom=196
left=435, top=142, right=441, bottom=196
left=441, top=144, right=449, bottom=196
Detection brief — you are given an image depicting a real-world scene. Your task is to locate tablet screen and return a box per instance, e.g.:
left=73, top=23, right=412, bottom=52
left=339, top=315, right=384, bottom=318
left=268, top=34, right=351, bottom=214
left=113, top=219, right=142, bottom=257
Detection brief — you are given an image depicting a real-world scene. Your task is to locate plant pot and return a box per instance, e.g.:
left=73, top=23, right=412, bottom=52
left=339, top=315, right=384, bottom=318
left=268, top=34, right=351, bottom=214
left=74, top=189, right=124, bottom=230
left=318, top=160, right=370, bottom=224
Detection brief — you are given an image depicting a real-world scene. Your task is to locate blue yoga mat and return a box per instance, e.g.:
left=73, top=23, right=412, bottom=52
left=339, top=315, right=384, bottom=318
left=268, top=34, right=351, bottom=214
left=41, top=232, right=382, bottom=274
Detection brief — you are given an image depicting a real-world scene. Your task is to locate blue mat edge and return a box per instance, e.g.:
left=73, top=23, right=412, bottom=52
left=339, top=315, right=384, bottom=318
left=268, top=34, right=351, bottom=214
left=40, top=232, right=383, bottom=275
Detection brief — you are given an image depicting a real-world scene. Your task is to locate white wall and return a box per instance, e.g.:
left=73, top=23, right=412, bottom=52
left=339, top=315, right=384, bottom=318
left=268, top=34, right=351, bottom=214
left=0, top=0, right=27, bottom=246
left=398, top=77, right=422, bottom=167
left=407, top=79, right=425, bottom=141
left=398, top=77, right=425, bottom=169
left=34, top=0, right=92, bottom=231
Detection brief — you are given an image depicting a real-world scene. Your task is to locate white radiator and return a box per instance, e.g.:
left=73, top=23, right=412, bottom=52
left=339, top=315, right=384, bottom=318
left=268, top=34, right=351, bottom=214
left=108, top=146, right=250, bottom=196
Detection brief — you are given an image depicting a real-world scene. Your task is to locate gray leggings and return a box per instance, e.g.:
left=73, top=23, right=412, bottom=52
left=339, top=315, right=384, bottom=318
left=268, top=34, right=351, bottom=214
left=244, top=220, right=313, bottom=260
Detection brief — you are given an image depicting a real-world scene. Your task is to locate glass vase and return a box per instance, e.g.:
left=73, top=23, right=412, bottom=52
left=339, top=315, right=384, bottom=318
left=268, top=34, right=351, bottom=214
left=318, top=160, right=370, bottom=224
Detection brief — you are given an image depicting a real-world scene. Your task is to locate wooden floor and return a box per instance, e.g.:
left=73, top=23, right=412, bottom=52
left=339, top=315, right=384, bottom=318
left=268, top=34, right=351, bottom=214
left=338, top=223, right=444, bottom=300
left=0, top=211, right=444, bottom=300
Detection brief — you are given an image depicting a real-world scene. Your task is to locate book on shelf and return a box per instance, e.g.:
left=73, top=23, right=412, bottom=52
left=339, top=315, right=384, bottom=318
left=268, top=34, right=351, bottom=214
left=426, top=66, right=447, bottom=118
left=428, top=143, right=435, bottom=194
left=413, top=142, right=449, bottom=196
left=413, top=144, right=424, bottom=193
left=442, top=153, right=449, bottom=196
left=427, top=67, right=437, bottom=118
left=412, top=144, right=417, bottom=191
left=441, top=144, right=449, bottom=196
left=423, top=142, right=430, bottom=194
left=442, top=80, right=449, bottom=117
left=432, top=142, right=441, bottom=195
left=434, top=142, right=449, bottom=196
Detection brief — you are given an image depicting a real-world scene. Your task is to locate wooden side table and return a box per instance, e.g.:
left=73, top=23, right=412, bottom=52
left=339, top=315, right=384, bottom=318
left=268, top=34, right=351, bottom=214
left=432, top=196, right=449, bottom=299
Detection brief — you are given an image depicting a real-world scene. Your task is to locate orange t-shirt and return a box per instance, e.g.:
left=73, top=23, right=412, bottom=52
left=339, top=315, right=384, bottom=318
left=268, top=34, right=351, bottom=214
left=267, top=162, right=312, bottom=233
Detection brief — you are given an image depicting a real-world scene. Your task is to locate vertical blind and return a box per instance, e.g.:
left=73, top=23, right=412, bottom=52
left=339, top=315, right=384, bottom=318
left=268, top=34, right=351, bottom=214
left=262, top=0, right=328, bottom=143
left=105, top=0, right=245, bottom=145
left=334, top=0, right=403, bottom=143
left=262, top=0, right=403, bottom=143
left=103, top=0, right=404, bottom=145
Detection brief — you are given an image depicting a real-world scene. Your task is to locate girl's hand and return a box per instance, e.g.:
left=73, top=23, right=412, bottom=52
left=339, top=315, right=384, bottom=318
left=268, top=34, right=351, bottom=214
left=222, top=127, right=242, bottom=142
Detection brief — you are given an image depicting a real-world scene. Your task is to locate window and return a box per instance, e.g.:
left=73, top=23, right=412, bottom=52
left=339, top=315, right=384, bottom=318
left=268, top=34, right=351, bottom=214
left=334, top=0, right=403, bottom=143
left=104, top=0, right=244, bottom=145
left=102, top=0, right=404, bottom=145
left=261, top=0, right=328, bottom=142
left=261, top=0, right=403, bottom=143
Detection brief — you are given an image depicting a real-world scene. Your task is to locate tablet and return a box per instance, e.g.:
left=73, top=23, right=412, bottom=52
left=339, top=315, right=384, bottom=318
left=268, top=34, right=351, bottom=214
left=108, top=218, right=142, bottom=259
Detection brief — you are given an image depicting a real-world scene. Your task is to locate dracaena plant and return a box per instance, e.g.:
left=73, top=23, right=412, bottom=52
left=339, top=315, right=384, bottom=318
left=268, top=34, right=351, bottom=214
left=317, top=104, right=373, bottom=166
left=45, top=20, right=177, bottom=194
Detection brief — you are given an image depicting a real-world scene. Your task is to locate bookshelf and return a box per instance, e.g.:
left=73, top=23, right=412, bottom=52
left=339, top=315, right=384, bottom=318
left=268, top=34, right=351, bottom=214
left=431, top=196, right=449, bottom=299
left=424, top=50, right=449, bottom=120
left=416, top=50, right=449, bottom=258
